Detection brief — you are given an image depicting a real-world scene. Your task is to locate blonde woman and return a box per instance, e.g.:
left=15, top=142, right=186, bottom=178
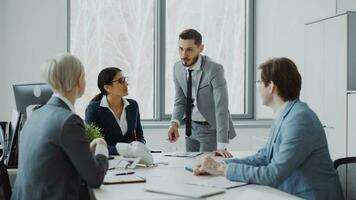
left=12, top=53, right=108, bottom=199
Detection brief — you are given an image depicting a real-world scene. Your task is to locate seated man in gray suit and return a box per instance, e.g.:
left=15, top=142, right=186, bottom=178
left=167, top=29, right=236, bottom=157
left=12, top=53, right=108, bottom=200
left=194, top=57, right=343, bottom=200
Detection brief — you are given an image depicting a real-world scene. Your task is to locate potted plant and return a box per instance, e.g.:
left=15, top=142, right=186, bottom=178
left=85, top=123, right=103, bottom=142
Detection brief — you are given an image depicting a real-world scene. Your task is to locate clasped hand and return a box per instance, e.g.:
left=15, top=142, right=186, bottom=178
left=90, top=138, right=107, bottom=153
left=194, top=155, right=227, bottom=176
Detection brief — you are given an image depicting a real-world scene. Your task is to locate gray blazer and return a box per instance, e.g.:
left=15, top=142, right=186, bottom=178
left=12, top=97, right=108, bottom=200
left=172, top=55, right=236, bottom=143
left=225, top=100, right=343, bottom=200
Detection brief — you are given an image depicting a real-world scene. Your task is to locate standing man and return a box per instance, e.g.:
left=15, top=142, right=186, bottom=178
left=167, top=29, right=236, bottom=157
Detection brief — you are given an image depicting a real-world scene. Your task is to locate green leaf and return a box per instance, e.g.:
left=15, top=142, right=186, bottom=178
left=85, top=123, right=103, bottom=142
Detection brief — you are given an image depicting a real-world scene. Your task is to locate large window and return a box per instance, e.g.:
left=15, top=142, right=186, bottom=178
left=165, top=0, right=246, bottom=115
left=70, top=0, right=154, bottom=119
left=70, top=0, right=252, bottom=120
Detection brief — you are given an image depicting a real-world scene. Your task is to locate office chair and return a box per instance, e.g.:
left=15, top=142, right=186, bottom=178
left=0, top=160, right=12, bottom=200
left=334, top=157, right=356, bottom=200
left=334, top=157, right=356, bottom=169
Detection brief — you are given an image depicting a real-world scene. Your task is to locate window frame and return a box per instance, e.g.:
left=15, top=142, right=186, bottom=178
left=68, top=0, right=255, bottom=121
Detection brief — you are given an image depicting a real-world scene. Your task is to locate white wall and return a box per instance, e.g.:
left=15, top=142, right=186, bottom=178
left=255, top=0, right=337, bottom=119
left=338, top=0, right=356, bottom=13
left=0, top=0, right=67, bottom=121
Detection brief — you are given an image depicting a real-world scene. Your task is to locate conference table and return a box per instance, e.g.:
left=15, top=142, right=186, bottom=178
left=93, top=151, right=302, bottom=200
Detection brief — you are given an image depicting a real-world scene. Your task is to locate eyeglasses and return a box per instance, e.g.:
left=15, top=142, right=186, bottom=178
left=111, top=76, right=128, bottom=85
left=255, top=80, right=263, bottom=85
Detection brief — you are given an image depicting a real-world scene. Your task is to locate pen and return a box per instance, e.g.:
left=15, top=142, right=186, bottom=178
left=185, top=166, right=193, bottom=173
left=115, top=172, right=135, bottom=176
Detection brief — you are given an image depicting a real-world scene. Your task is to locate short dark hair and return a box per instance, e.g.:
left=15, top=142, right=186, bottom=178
left=179, top=29, right=202, bottom=46
left=259, top=57, right=301, bottom=101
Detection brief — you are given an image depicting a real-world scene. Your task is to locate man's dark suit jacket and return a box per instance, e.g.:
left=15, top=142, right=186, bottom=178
left=85, top=98, right=145, bottom=155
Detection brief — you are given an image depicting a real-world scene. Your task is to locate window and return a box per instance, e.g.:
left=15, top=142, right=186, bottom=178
left=165, top=0, right=246, bottom=115
left=70, top=0, right=253, bottom=120
left=70, top=0, right=155, bottom=119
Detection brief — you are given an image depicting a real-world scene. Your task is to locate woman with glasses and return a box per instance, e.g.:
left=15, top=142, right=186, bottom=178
left=85, top=67, right=145, bottom=155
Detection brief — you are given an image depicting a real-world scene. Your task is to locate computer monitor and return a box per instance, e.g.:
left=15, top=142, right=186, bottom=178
left=12, top=83, right=53, bottom=118
left=8, top=83, right=52, bottom=168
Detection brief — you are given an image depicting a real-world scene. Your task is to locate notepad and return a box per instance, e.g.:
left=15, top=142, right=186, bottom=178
left=164, top=152, right=203, bottom=158
left=103, top=174, right=146, bottom=184
left=145, top=183, right=225, bottom=198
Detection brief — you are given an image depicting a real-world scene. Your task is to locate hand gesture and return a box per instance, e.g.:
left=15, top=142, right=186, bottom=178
left=168, top=122, right=180, bottom=143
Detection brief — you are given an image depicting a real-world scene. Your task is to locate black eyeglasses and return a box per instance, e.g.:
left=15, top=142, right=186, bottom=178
left=111, top=76, right=128, bottom=85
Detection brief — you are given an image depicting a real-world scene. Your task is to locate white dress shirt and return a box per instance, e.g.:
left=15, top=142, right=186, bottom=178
left=172, top=55, right=228, bottom=150
left=185, top=55, right=208, bottom=122
left=100, top=96, right=130, bottom=136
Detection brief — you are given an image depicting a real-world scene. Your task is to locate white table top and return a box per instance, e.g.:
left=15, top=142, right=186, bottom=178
left=93, top=151, right=301, bottom=200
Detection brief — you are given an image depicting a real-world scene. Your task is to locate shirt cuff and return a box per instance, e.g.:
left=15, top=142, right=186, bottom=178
left=95, top=143, right=109, bottom=158
left=217, top=142, right=228, bottom=150
left=171, top=119, right=180, bottom=128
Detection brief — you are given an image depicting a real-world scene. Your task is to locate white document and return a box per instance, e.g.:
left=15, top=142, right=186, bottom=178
left=188, top=176, right=247, bottom=189
left=145, top=183, right=225, bottom=198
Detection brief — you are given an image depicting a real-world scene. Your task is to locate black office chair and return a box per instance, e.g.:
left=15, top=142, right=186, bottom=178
left=0, top=160, right=12, bottom=200
left=334, top=157, right=356, bottom=169
left=334, top=157, right=356, bottom=200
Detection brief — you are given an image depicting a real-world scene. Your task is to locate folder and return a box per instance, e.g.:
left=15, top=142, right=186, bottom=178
left=103, top=174, right=146, bottom=185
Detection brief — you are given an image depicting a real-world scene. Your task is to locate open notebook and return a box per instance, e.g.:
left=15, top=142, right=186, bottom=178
left=145, top=184, right=225, bottom=198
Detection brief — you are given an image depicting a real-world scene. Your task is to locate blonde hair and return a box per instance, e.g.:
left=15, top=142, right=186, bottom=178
left=42, top=53, right=84, bottom=93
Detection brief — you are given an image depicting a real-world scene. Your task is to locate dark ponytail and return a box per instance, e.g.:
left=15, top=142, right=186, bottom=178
left=90, top=93, right=104, bottom=102
left=90, top=67, right=122, bottom=103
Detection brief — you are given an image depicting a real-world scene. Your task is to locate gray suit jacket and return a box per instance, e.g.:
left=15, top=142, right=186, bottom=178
left=12, top=97, right=108, bottom=200
left=225, top=100, right=343, bottom=200
left=172, top=55, right=236, bottom=143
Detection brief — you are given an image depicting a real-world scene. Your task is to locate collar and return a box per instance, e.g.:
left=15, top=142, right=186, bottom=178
left=273, top=101, right=289, bottom=120
left=185, top=55, right=202, bottom=71
left=53, top=93, right=75, bottom=112
left=100, top=95, right=130, bottom=109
